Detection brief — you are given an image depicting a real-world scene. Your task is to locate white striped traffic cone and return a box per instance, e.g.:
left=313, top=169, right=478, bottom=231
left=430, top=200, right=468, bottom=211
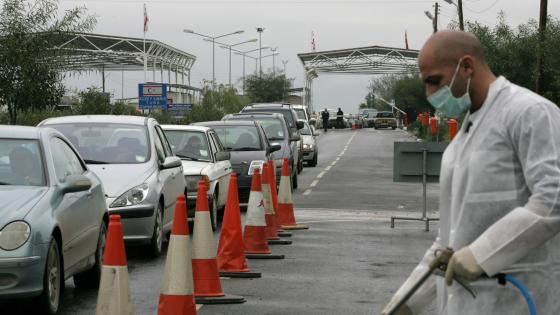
left=158, top=195, right=196, bottom=315
left=95, top=215, right=133, bottom=315
left=277, top=158, right=309, bottom=230
left=244, top=169, right=285, bottom=260
left=192, top=181, right=245, bottom=304
left=262, top=163, right=291, bottom=245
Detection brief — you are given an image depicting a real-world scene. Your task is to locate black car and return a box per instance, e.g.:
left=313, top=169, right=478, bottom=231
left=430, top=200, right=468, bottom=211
left=240, top=103, right=305, bottom=173
left=223, top=112, right=300, bottom=190
left=193, top=120, right=281, bottom=204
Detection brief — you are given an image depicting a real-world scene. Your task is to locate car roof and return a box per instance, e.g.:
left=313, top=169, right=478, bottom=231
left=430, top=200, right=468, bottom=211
left=193, top=120, right=257, bottom=127
left=40, top=115, right=148, bottom=126
left=0, top=125, right=43, bottom=139
left=226, top=112, right=284, bottom=119
left=160, top=124, right=211, bottom=132
left=244, top=103, right=293, bottom=109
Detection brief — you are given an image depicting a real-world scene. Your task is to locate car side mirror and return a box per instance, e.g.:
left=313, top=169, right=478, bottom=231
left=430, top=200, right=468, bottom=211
left=161, top=156, right=181, bottom=169
left=61, top=175, right=91, bottom=194
left=267, top=144, right=281, bottom=154
left=296, top=121, right=304, bottom=130
left=215, top=151, right=231, bottom=161
left=290, top=135, right=301, bottom=142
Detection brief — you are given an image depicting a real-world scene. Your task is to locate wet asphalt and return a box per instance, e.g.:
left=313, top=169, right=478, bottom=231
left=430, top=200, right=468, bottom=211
left=3, top=127, right=440, bottom=315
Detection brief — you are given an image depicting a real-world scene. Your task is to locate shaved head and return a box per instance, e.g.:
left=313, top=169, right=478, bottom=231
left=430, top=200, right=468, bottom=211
left=420, top=30, right=486, bottom=67
left=418, top=30, right=496, bottom=111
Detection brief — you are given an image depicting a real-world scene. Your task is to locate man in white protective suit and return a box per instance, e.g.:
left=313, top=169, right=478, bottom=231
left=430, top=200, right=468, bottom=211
left=382, top=30, right=560, bottom=315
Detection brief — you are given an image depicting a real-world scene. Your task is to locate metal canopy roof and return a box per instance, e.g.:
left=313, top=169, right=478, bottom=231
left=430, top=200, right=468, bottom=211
left=52, top=32, right=196, bottom=75
left=297, top=45, right=419, bottom=76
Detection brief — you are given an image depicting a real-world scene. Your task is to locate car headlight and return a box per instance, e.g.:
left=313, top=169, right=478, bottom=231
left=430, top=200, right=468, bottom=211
left=185, top=175, right=210, bottom=192
left=303, top=144, right=314, bottom=150
left=0, top=221, right=31, bottom=250
left=110, top=183, right=149, bottom=208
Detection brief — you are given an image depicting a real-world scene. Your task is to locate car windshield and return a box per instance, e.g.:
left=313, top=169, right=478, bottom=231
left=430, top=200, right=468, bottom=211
left=255, top=119, right=286, bottom=140
left=0, top=139, right=45, bottom=186
left=299, top=122, right=312, bottom=135
left=376, top=112, right=394, bottom=118
left=294, top=108, right=307, bottom=120
left=163, top=130, right=211, bottom=162
left=48, top=123, right=149, bottom=164
left=245, top=109, right=296, bottom=130
left=211, top=126, right=263, bottom=151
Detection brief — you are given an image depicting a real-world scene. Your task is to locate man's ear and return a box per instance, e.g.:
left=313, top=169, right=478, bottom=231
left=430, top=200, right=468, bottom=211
left=462, top=55, right=475, bottom=76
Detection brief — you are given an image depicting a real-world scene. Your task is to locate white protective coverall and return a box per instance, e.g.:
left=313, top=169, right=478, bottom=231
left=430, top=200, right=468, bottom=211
left=392, top=76, right=560, bottom=315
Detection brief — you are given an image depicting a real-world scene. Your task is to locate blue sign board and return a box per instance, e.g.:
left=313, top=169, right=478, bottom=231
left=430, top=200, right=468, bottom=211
left=138, top=83, right=168, bottom=110
left=168, top=103, right=193, bottom=116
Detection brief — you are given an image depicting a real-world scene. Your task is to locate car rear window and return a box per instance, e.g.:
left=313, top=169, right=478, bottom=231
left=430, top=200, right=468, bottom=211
left=211, top=126, right=263, bottom=151
left=47, top=123, right=149, bottom=164
left=243, top=108, right=296, bottom=130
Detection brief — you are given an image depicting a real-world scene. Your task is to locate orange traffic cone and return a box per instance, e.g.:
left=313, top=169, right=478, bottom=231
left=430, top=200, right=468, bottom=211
left=262, top=163, right=291, bottom=245
left=217, top=173, right=261, bottom=278
left=158, top=195, right=196, bottom=315
left=268, top=160, right=292, bottom=238
left=277, top=158, right=309, bottom=230
left=192, top=181, right=245, bottom=304
left=96, top=215, right=133, bottom=315
left=244, top=168, right=285, bottom=260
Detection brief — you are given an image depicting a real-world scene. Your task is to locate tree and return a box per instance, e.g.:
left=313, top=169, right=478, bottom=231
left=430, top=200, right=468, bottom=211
left=186, top=85, right=250, bottom=123
left=0, top=0, right=95, bottom=124
left=467, top=12, right=560, bottom=104
left=244, top=71, right=293, bottom=103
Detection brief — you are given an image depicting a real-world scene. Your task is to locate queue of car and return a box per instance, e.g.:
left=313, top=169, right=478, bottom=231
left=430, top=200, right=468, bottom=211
left=0, top=103, right=316, bottom=313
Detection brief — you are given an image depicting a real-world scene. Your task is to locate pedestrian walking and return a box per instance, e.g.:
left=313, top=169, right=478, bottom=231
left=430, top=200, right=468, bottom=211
left=336, top=108, right=344, bottom=128
left=382, top=30, right=560, bottom=315
left=321, top=109, right=330, bottom=132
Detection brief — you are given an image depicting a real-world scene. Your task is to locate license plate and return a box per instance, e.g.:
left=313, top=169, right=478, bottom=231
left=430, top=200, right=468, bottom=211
left=248, top=160, right=265, bottom=175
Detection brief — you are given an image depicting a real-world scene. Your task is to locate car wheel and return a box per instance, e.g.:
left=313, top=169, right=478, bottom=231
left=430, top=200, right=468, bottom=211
left=37, top=238, right=62, bottom=315
left=392, top=126, right=396, bottom=130
left=310, top=154, right=318, bottom=167
left=147, top=203, right=164, bottom=257
left=209, top=193, right=218, bottom=232
left=74, top=222, right=106, bottom=288
left=292, top=170, right=298, bottom=190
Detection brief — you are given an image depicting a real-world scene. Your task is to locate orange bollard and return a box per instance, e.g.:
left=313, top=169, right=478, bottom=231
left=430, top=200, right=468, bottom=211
left=430, top=116, right=438, bottom=136
left=421, top=112, right=429, bottom=127
left=448, top=119, right=458, bottom=140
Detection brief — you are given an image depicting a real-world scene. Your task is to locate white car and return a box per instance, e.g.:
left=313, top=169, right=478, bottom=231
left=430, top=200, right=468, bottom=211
left=162, top=125, right=232, bottom=230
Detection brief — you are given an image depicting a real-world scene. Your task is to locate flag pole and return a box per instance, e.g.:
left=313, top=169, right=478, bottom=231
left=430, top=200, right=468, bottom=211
left=143, top=3, right=147, bottom=83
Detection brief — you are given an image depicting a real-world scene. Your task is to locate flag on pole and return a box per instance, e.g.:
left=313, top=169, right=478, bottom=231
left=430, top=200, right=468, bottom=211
left=311, top=31, right=316, bottom=52
left=143, top=3, right=149, bottom=33
left=405, top=30, right=409, bottom=50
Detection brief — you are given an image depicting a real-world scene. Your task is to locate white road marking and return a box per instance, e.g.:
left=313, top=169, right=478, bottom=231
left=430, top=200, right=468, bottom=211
left=310, top=180, right=319, bottom=187
left=303, top=189, right=312, bottom=196
left=317, top=171, right=326, bottom=178
left=336, top=157, right=341, bottom=161
left=325, top=166, right=332, bottom=171
left=331, top=161, right=337, bottom=166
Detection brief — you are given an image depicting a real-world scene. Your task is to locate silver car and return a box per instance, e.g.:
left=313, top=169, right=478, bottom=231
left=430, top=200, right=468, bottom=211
left=0, top=126, right=107, bottom=314
left=299, top=120, right=318, bottom=167
left=39, top=116, right=185, bottom=257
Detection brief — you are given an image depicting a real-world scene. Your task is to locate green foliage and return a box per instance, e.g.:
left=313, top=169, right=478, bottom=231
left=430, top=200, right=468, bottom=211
left=392, top=76, right=432, bottom=116
left=467, top=12, right=560, bottom=104
left=185, top=85, right=251, bottom=123
left=244, top=71, right=293, bottom=103
left=0, top=0, right=96, bottom=124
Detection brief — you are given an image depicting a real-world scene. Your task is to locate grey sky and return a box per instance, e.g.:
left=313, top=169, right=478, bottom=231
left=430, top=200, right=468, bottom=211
left=59, top=0, right=560, bottom=114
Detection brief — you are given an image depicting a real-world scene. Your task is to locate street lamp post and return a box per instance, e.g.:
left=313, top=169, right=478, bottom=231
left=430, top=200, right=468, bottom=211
left=213, top=38, right=257, bottom=87
left=282, top=60, right=289, bottom=74
left=256, top=27, right=265, bottom=77
left=443, top=0, right=464, bottom=31
left=270, top=47, right=278, bottom=76
left=233, top=46, right=271, bottom=93
left=183, top=28, right=244, bottom=87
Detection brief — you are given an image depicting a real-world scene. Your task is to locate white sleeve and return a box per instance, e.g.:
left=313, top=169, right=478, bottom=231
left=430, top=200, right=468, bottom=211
left=469, top=101, right=560, bottom=276
left=390, top=236, right=439, bottom=314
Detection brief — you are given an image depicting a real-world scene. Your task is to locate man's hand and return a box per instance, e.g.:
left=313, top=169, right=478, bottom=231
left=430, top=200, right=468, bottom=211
left=381, top=295, right=413, bottom=315
left=445, top=247, right=483, bottom=286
